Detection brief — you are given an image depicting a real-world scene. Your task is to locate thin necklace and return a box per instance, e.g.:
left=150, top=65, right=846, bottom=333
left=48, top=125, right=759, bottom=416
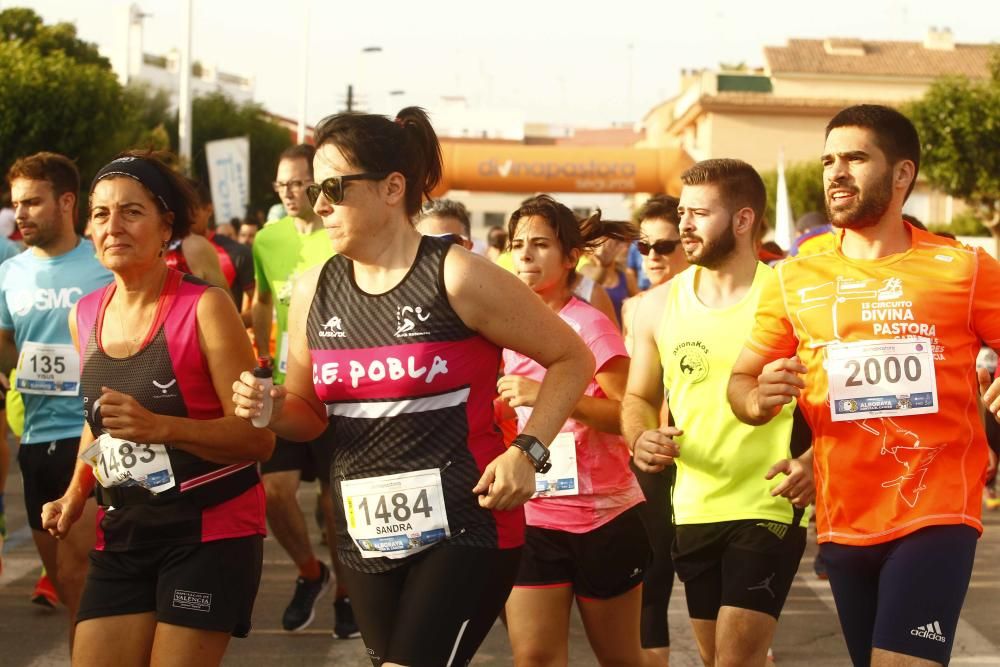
left=112, top=271, right=167, bottom=356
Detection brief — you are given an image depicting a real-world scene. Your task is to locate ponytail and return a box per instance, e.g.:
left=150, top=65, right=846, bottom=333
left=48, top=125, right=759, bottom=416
left=313, top=107, right=444, bottom=217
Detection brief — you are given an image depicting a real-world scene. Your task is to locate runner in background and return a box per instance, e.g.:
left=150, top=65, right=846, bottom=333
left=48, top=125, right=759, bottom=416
left=498, top=195, right=658, bottom=667
left=251, top=144, right=356, bottom=637
left=238, top=218, right=260, bottom=247
left=188, top=179, right=255, bottom=327
left=627, top=159, right=811, bottom=667
left=729, top=104, right=1000, bottom=666
left=0, top=233, right=19, bottom=575
left=233, top=107, right=594, bottom=666
left=2, top=152, right=113, bottom=644
left=42, top=150, right=273, bottom=666
left=415, top=198, right=475, bottom=250
left=618, top=193, right=686, bottom=663
left=579, top=232, right=638, bottom=327
left=161, top=192, right=228, bottom=293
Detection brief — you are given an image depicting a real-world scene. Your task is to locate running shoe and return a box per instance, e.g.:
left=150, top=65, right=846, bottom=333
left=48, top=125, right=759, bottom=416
left=766, top=647, right=776, bottom=663
left=333, top=596, right=361, bottom=639
left=31, top=572, right=58, bottom=609
left=985, top=485, right=1000, bottom=511
left=813, top=552, right=829, bottom=580
left=281, top=562, right=331, bottom=632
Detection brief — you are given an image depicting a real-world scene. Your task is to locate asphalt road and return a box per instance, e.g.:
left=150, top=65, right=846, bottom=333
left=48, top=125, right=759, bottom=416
left=2, top=443, right=998, bottom=666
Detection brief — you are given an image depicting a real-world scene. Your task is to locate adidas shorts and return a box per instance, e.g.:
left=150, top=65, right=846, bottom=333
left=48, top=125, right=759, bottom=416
left=672, top=518, right=806, bottom=620
left=820, top=524, right=978, bottom=665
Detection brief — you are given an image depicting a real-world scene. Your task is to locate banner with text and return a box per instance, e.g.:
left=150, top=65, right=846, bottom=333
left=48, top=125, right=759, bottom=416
left=205, top=137, right=250, bottom=223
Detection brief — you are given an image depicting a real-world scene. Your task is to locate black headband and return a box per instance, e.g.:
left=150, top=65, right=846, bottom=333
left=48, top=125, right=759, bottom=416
left=90, top=156, right=178, bottom=214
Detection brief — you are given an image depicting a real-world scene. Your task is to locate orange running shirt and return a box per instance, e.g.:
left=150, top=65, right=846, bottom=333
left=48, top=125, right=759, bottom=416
left=747, top=225, right=1000, bottom=546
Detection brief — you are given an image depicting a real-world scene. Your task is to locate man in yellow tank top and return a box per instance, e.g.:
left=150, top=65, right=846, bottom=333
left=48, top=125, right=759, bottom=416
left=623, top=158, right=813, bottom=667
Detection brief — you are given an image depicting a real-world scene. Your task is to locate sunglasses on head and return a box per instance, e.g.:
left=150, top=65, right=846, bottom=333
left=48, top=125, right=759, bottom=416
left=305, top=172, right=390, bottom=207
left=637, top=239, right=681, bottom=256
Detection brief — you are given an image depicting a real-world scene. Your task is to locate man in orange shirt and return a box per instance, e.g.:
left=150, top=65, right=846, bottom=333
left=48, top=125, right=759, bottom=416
left=728, top=104, right=1000, bottom=667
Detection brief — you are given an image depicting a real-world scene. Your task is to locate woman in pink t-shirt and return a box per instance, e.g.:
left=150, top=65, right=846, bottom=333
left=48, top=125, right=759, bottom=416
left=498, top=195, right=660, bottom=667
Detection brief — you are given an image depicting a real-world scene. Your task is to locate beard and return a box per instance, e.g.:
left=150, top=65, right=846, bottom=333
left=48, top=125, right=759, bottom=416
left=826, top=170, right=893, bottom=229
left=684, top=223, right=736, bottom=269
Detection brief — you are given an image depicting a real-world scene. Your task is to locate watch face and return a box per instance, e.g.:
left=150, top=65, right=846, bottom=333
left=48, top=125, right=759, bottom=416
left=528, top=441, right=548, bottom=462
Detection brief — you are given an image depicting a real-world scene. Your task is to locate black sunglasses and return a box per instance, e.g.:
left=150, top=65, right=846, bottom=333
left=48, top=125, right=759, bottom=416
left=637, top=239, right=681, bottom=256
left=305, top=172, right=390, bottom=206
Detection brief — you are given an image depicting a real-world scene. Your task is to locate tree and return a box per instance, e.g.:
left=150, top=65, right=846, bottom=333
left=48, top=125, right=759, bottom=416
left=0, top=7, right=109, bottom=68
left=760, top=160, right=826, bottom=233
left=167, top=92, right=292, bottom=215
left=906, top=49, right=1000, bottom=236
left=0, top=40, right=125, bottom=180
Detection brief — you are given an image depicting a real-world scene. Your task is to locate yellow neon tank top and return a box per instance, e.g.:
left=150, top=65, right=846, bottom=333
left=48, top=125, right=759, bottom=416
left=657, top=262, right=806, bottom=526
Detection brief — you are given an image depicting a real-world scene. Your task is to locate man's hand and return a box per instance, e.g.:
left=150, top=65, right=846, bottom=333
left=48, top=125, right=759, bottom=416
left=98, top=387, right=167, bottom=443
left=766, top=455, right=815, bottom=508
left=977, top=368, right=1000, bottom=424
left=632, top=427, right=682, bottom=473
left=472, top=447, right=537, bottom=510
left=497, top=375, right=542, bottom=409
left=756, top=357, right=807, bottom=417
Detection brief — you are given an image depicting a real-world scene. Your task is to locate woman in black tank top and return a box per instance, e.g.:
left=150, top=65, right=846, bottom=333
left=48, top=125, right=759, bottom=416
left=41, top=151, right=273, bottom=667
left=233, top=107, right=595, bottom=666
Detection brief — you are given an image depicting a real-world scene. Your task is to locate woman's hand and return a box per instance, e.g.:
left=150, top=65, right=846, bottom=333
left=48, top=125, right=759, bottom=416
left=232, top=371, right=287, bottom=425
left=98, top=387, right=167, bottom=443
left=41, top=490, right=87, bottom=540
left=497, top=375, right=542, bottom=409
left=472, top=447, right=537, bottom=510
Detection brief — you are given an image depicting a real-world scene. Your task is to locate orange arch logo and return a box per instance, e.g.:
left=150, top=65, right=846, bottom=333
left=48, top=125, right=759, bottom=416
left=433, top=141, right=692, bottom=196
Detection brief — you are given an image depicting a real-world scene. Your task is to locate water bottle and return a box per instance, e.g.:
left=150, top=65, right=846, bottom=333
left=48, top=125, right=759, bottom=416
left=251, top=356, right=274, bottom=428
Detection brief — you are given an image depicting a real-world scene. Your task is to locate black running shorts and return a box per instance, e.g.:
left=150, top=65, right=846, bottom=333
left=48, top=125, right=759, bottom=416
left=514, top=505, right=650, bottom=600
left=18, top=438, right=79, bottom=531
left=76, top=535, right=264, bottom=637
left=672, top=518, right=806, bottom=620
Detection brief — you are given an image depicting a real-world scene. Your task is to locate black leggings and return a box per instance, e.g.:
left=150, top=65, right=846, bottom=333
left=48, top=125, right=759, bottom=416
left=342, top=544, right=521, bottom=667
left=631, top=463, right=675, bottom=648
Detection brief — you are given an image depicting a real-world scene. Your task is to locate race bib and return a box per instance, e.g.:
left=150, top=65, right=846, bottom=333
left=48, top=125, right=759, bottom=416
left=80, top=434, right=176, bottom=494
left=533, top=432, right=579, bottom=497
left=826, top=338, right=938, bottom=422
left=16, top=342, right=80, bottom=396
left=341, top=469, right=450, bottom=560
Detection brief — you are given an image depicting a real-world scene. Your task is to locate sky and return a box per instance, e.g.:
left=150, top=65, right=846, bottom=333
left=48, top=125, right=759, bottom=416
left=7, top=0, right=1000, bottom=129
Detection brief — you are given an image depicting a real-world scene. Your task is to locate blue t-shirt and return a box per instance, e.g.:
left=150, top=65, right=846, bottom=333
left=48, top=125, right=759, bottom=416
left=0, top=237, right=21, bottom=266
left=0, top=239, right=113, bottom=443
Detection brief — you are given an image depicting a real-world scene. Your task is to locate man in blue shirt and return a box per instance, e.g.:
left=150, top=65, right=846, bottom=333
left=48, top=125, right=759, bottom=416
left=1, top=152, right=112, bottom=638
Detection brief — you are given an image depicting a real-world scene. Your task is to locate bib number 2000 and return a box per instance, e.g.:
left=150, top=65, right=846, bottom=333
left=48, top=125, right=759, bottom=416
left=844, top=355, right=922, bottom=387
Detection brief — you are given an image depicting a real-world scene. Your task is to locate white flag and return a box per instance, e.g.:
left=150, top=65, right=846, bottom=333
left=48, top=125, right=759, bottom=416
left=774, top=147, right=795, bottom=252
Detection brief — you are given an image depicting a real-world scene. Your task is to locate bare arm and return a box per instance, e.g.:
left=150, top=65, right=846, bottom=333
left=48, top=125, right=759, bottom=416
left=236, top=266, right=328, bottom=443
left=240, top=283, right=255, bottom=329
left=727, top=347, right=806, bottom=426
left=496, top=356, right=629, bottom=435
left=41, top=304, right=96, bottom=538
left=620, top=286, right=680, bottom=472
left=251, top=287, right=273, bottom=358
left=98, top=287, right=274, bottom=464
left=449, top=249, right=594, bottom=446
left=587, top=283, right=620, bottom=330
left=0, top=328, right=16, bottom=376
left=182, top=235, right=229, bottom=292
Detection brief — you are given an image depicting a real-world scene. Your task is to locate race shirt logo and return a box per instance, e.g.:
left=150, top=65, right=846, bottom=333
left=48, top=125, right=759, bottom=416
left=8, top=287, right=83, bottom=317
left=395, top=305, right=431, bottom=337
left=319, top=315, right=347, bottom=338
